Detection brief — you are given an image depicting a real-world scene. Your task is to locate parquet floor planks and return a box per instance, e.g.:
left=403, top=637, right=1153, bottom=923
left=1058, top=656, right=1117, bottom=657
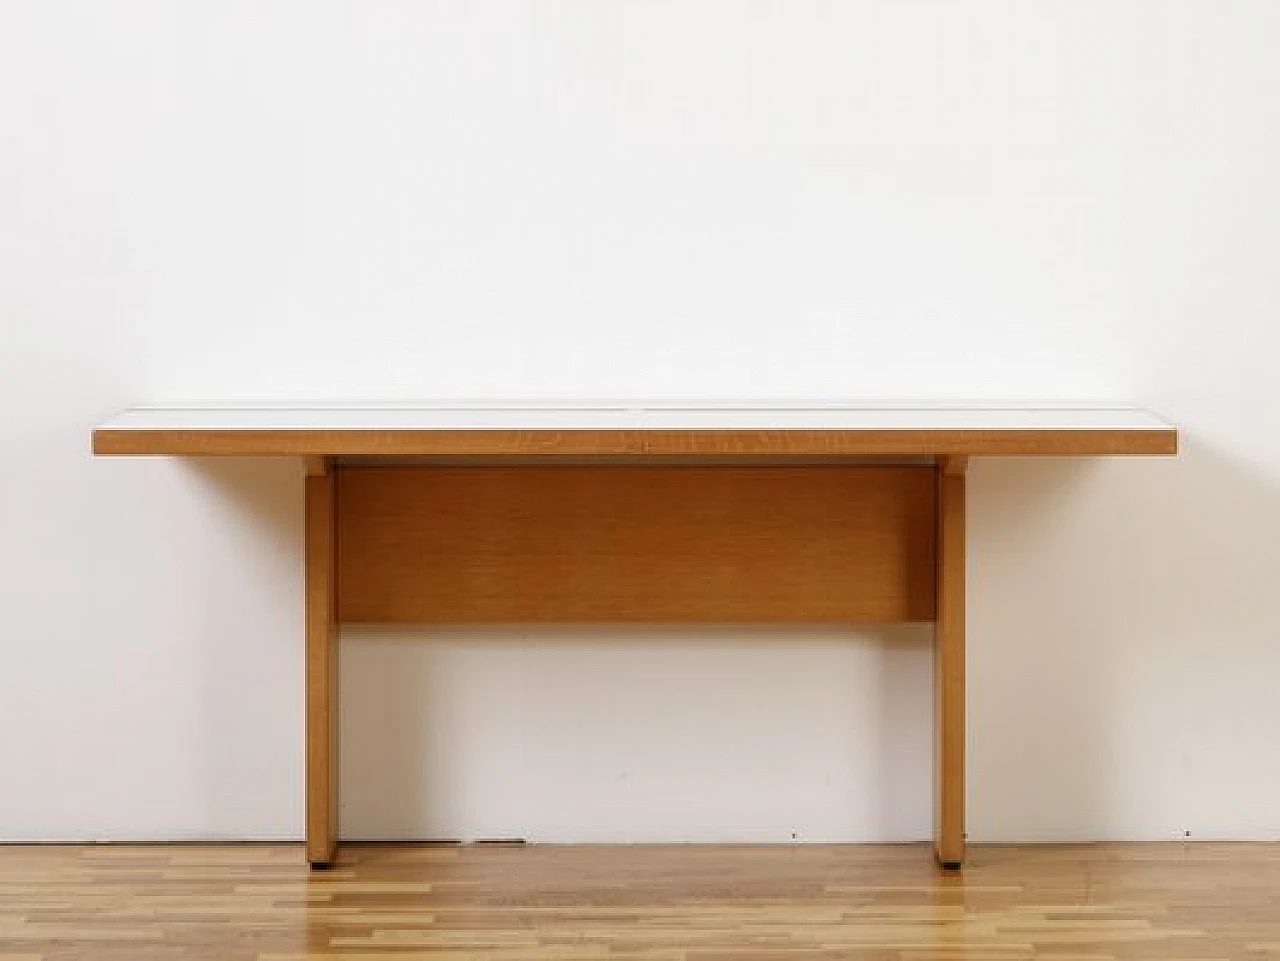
left=0, top=842, right=1277, bottom=959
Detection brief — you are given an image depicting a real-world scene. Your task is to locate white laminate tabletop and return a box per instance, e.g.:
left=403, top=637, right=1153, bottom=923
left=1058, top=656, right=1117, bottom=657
left=97, top=401, right=1173, bottom=433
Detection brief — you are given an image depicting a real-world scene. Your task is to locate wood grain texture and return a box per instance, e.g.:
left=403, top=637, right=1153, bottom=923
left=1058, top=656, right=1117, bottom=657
left=0, top=842, right=1277, bottom=959
left=935, top=459, right=966, bottom=868
left=335, top=466, right=937, bottom=623
left=92, top=426, right=1178, bottom=457
left=305, top=463, right=338, bottom=867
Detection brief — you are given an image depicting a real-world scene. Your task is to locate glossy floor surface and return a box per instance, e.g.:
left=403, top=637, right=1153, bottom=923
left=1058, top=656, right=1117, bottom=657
left=0, top=842, right=1277, bottom=959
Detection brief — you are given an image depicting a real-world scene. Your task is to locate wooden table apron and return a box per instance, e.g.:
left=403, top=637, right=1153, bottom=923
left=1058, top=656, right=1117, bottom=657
left=92, top=406, right=1178, bottom=868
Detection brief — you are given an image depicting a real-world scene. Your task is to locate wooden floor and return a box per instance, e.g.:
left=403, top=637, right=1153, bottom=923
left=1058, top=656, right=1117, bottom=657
left=0, top=843, right=1278, bottom=960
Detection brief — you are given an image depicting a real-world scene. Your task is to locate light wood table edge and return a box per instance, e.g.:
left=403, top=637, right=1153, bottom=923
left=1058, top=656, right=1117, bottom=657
left=92, top=427, right=1178, bottom=458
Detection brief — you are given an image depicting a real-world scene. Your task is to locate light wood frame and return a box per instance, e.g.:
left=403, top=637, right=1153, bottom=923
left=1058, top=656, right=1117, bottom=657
left=299, top=459, right=968, bottom=869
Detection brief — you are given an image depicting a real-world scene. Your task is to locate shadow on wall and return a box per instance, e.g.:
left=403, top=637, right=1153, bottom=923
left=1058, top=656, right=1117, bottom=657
left=186, top=456, right=300, bottom=555
left=336, top=624, right=935, bottom=843
left=179, top=457, right=303, bottom=837
left=969, top=439, right=1280, bottom=841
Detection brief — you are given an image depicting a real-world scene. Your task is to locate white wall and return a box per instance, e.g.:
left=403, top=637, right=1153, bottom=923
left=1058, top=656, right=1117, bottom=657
left=1, top=0, right=1278, bottom=843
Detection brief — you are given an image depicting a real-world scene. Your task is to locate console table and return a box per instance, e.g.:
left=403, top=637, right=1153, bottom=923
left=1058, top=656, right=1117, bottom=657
left=92, top=402, right=1177, bottom=868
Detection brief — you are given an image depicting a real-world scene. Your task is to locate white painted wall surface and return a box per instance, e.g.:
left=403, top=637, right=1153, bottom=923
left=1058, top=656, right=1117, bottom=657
left=2, top=1, right=1277, bottom=842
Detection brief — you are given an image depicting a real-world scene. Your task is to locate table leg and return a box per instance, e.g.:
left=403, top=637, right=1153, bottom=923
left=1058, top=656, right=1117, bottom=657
left=305, top=458, right=338, bottom=868
left=935, top=455, right=967, bottom=868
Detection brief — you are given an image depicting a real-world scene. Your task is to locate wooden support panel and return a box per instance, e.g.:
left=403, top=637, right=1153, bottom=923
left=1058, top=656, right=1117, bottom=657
left=335, top=466, right=937, bottom=623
